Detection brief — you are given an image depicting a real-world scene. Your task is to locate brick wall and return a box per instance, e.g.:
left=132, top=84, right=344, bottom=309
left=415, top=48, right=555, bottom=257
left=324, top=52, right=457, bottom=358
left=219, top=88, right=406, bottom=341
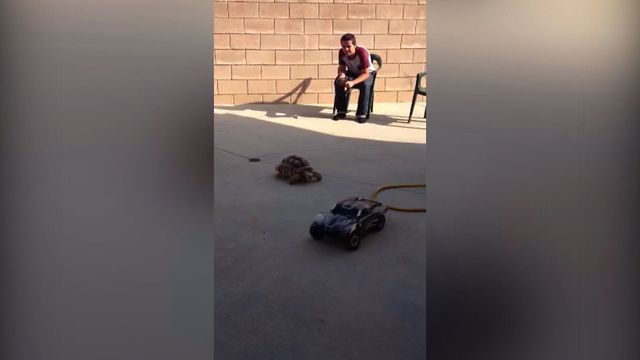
left=213, top=0, right=427, bottom=105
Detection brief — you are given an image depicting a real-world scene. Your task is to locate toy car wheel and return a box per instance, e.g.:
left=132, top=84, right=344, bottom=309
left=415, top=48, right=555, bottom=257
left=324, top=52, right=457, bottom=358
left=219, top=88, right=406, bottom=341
left=309, top=225, right=323, bottom=240
left=346, top=234, right=361, bottom=251
left=373, top=215, right=386, bottom=231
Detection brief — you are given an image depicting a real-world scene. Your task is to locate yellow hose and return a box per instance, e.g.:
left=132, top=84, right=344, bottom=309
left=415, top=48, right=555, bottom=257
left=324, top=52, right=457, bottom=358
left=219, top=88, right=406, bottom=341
left=369, top=184, right=426, bottom=212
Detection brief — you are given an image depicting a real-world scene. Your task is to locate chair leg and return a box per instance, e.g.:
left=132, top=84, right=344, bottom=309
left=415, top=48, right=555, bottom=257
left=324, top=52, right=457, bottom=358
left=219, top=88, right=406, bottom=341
left=408, top=90, right=418, bottom=123
left=367, top=89, right=374, bottom=119
left=423, top=101, right=427, bottom=118
left=366, top=77, right=376, bottom=119
left=333, top=94, right=337, bottom=114
left=370, top=78, right=376, bottom=114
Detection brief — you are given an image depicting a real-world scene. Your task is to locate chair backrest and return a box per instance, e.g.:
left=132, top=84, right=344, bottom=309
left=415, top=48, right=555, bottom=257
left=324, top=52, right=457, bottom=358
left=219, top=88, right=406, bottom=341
left=415, top=71, right=427, bottom=92
left=370, top=53, right=382, bottom=72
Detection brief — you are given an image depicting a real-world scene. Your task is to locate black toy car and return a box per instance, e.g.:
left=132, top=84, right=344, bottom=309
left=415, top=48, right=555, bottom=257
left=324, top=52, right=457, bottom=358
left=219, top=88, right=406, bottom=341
left=309, top=197, right=387, bottom=250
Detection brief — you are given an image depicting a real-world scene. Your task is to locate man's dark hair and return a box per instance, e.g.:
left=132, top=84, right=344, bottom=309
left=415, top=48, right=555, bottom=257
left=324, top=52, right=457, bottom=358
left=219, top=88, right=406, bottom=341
left=340, top=33, right=357, bottom=44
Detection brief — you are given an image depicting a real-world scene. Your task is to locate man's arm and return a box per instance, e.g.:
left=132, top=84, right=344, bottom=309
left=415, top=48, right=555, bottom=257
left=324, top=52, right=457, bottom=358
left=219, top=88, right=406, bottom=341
left=347, top=69, right=370, bottom=85
left=337, top=64, right=347, bottom=79
left=344, top=69, right=370, bottom=90
left=344, top=48, right=371, bottom=89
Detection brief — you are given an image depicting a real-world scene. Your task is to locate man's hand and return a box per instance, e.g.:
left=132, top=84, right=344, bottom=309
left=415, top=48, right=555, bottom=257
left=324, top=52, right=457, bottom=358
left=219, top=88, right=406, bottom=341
left=344, top=80, right=354, bottom=92
left=336, top=75, right=352, bottom=92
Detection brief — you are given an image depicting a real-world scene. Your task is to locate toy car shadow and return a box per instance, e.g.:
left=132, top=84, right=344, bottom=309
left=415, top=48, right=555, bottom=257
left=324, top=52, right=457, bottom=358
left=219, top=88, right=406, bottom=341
left=309, top=197, right=387, bottom=251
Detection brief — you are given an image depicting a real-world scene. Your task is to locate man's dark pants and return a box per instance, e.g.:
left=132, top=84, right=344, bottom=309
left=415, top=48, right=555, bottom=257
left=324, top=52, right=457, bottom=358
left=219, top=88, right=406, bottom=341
left=334, top=71, right=374, bottom=117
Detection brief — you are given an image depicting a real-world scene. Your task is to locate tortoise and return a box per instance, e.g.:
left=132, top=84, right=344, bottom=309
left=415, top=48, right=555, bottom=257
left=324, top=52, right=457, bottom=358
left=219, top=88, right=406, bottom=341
left=275, top=155, right=322, bottom=185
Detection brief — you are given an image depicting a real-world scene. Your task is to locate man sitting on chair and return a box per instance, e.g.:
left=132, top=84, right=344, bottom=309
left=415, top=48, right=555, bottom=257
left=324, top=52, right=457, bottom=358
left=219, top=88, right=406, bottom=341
left=333, top=33, right=376, bottom=124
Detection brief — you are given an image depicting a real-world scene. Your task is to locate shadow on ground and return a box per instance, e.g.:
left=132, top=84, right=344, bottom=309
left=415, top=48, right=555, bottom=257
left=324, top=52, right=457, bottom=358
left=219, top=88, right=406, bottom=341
left=214, top=101, right=427, bottom=130
left=214, top=108, right=426, bottom=360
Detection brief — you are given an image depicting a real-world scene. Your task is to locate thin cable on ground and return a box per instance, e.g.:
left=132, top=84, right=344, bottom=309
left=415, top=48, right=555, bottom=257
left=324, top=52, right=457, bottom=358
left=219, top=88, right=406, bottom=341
left=214, top=147, right=254, bottom=160
left=215, top=146, right=426, bottom=212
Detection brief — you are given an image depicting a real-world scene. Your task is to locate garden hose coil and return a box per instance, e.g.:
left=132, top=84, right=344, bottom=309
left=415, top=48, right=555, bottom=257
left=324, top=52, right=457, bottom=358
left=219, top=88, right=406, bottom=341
left=369, top=184, right=426, bottom=213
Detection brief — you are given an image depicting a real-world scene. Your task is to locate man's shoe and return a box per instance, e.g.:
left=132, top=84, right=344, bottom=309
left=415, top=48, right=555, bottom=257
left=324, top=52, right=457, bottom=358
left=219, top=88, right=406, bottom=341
left=332, top=113, right=346, bottom=121
left=356, top=115, right=367, bottom=123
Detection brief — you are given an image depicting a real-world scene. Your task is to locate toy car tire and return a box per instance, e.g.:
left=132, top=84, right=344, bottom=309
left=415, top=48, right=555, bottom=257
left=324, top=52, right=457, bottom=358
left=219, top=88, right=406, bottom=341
left=346, top=234, right=361, bottom=251
left=373, top=215, right=386, bottom=231
left=309, top=225, right=324, bottom=240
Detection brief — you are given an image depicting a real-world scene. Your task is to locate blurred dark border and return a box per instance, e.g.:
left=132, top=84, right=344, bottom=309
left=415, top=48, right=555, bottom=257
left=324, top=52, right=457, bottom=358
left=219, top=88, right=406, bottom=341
left=1, top=2, right=213, bottom=359
left=426, top=1, right=639, bottom=359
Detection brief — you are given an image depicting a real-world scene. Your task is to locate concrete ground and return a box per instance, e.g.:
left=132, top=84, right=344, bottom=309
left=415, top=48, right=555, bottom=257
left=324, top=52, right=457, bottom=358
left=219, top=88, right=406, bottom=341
left=214, top=103, right=426, bottom=360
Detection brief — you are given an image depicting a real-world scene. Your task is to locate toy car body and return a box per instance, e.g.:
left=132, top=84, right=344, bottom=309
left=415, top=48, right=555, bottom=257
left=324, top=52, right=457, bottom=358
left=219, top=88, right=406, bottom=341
left=309, top=197, right=387, bottom=250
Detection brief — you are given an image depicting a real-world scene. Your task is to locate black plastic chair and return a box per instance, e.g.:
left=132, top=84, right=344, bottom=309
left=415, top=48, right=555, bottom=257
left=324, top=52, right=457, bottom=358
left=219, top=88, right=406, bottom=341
left=333, top=53, right=382, bottom=119
left=408, top=71, right=427, bottom=123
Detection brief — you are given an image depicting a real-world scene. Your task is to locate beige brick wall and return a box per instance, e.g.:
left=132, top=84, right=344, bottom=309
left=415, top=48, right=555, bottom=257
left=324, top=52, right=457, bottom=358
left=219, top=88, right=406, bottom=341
left=214, top=0, right=427, bottom=105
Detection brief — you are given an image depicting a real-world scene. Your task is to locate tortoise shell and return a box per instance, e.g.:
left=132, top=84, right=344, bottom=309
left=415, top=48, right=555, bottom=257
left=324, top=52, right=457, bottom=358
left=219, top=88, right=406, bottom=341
left=275, top=155, right=322, bottom=184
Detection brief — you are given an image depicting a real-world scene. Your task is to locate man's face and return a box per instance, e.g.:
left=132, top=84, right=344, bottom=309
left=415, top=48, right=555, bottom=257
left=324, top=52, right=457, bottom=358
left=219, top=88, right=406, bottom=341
left=341, top=40, right=356, bottom=57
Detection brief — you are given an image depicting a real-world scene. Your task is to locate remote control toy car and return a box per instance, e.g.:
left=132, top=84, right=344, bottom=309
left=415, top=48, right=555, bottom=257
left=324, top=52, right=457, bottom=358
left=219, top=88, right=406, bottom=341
left=309, top=197, right=387, bottom=250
